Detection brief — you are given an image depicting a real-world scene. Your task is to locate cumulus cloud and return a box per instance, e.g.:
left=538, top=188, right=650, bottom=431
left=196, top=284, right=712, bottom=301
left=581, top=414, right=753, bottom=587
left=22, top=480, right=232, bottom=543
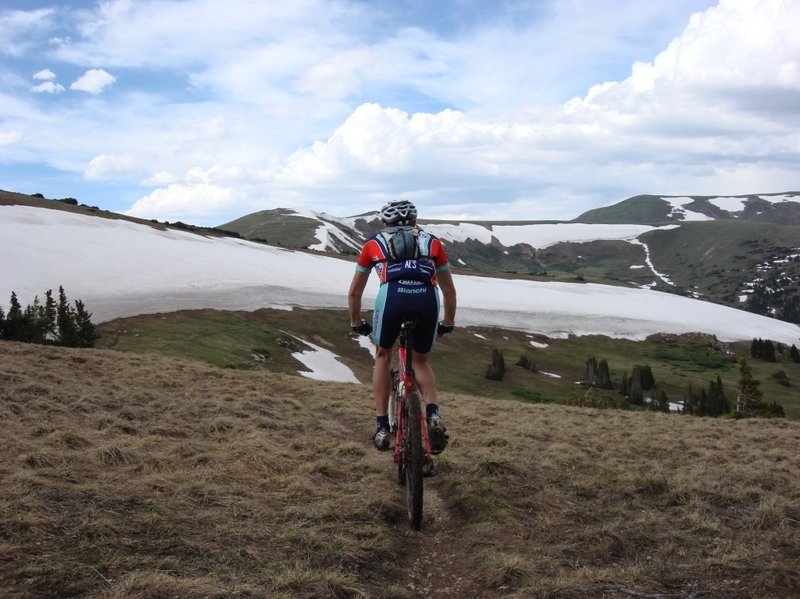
left=31, top=81, right=65, bottom=94
left=33, top=69, right=56, bottom=80
left=70, top=69, right=116, bottom=94
left=84, top=153, right=138, bottom=180
left=2, top=0, right=799, bottom=224
left=126, top=182, right=236, bottom=221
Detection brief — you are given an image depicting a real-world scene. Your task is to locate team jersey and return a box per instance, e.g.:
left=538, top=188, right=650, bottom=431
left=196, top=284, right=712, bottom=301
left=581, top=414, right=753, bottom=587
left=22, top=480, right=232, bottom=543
left=356, top=227, right=450, bottom=286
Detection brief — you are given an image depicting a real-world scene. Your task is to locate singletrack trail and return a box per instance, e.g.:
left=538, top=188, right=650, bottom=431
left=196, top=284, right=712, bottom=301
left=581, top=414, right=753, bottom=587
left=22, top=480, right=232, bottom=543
left=360, top=434, right=495, bottom=599
left=395, top=476, right=491, bottom=598
left=325, top=403, right=495, bottom=597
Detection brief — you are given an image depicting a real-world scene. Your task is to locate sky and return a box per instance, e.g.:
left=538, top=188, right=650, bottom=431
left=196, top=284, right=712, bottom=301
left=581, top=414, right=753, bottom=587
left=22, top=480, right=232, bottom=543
left=1, top=0, right=799, bottom=226
left=3, top=204, right=799, bottom=351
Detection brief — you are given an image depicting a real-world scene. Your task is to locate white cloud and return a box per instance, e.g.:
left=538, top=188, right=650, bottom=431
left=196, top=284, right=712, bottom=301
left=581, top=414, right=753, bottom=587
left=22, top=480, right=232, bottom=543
left=31, top=81, right=65, bottom=94
left=141, top=171, right=179, bottom=186
left=2, top=0, right=799, bottom=224
left=33, top=69, right=56, bottom=80
left=84, top=153, right=138, bottom=180
left=126, top=182, right=236, bottom=221
left=0, top=8, right=53, bottom=57
left=0, top=130, right=23, bottom=145
left=70, top=69, right=116, bottom=94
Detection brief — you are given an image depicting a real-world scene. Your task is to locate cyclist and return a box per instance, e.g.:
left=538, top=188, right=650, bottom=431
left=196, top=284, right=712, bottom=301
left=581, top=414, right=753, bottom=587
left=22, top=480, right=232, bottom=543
left=348, top=200, right=457, bottom=454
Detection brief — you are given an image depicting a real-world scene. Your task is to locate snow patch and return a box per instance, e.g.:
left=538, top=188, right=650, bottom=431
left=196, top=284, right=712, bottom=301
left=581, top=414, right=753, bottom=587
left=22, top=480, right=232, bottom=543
left=426, top=222, right=673, bottom=249
left=628, top=240, right=674, bottom=286
left=541, top=371, right=562, bottom=379
left=759, top=194, right=800, bottom=204
left=3, top=206, right=800, bottom=346
left=709, top=196, right=747, bottom=212
left=291, top=337, right=360, bottom=383
left=661, top=197, right=714, bottom=221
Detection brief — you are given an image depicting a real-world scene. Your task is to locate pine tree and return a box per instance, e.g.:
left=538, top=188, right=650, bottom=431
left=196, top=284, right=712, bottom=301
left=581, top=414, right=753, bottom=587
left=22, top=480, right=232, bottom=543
left=21, top=297, right=41, bottom=342
left=5, top=292, right=24, bottom=340
left=598, top=359, right=612, bottom=389
left=619, top=370, right=629, bottom=397
left=584, top=357, right=598, bottom=387
left=485, top=349, right=505, bottom=380
left=706, top=375, right=730, bottom=417
left=0, top=305, right=5, bottom=338
left=73, top=299, right=97, bottom=347
left=56, top=286, right=79, bottom=347
left=790, top=344, right=800, bottom=364
left=683, top=384, right=696, bottom=415
left=43, top=289, right=56, bottom=341
left=629, top=376, right=643, bottom=405
left=632, top=364, right=655, bottom=390
left=736, top=355, right=763, bottom=416
left=516, top=355, right=536, bottom=372
left=763, top=340, right=777, bottom=362
left=750, top=338, right=760, bottom=359
left=655, top=390, right=670, bottom=413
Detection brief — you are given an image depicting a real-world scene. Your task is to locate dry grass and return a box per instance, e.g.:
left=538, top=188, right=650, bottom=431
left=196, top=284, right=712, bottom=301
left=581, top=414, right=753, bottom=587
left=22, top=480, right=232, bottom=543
left=2, top=340, right=800, bottom=598
left=435, top=391, right=800, bottom=598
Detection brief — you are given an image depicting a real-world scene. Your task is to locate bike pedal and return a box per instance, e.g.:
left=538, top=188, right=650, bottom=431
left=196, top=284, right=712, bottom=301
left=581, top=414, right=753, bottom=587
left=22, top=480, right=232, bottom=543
left=423, top=462, right=437, bottom=478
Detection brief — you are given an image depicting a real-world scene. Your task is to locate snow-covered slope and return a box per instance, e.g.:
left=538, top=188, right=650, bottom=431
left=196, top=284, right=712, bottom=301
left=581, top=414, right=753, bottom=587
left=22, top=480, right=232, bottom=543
left=2, top=205, right=799, bottom=345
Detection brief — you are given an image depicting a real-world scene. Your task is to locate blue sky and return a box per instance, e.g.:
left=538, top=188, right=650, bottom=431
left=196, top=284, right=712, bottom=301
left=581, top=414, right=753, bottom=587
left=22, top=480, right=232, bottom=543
left=1, top=0, right=799, bottom=226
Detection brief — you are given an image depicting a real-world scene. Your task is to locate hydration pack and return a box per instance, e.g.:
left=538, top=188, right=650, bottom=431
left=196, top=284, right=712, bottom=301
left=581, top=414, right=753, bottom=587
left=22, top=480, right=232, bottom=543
left=380, top=226, right=420, bottom=261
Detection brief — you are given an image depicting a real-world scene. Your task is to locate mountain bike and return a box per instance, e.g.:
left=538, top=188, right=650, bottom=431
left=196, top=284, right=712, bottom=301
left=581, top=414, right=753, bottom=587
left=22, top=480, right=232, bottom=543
left=387, top=318, right=434, bottom=531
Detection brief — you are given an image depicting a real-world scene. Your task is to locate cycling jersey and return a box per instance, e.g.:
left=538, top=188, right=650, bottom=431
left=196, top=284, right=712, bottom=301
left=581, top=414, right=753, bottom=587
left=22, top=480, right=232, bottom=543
left=356, top=227, right=450, bottom=351
left=356, top=228, right=450, bottom=285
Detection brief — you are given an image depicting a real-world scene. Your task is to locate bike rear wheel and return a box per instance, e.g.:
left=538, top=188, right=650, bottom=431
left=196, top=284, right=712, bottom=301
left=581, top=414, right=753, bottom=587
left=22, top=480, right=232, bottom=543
left=404, top=391, right=424, bottom=530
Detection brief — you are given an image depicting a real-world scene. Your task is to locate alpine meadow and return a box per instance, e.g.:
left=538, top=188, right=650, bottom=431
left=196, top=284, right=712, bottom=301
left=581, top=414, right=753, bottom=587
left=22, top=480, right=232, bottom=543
left=2, top=189, right=800, bottom=598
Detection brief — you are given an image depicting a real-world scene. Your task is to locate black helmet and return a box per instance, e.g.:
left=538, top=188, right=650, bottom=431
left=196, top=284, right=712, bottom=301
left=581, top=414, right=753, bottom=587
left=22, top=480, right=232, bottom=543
left=380, top=200, right=417, bottom=226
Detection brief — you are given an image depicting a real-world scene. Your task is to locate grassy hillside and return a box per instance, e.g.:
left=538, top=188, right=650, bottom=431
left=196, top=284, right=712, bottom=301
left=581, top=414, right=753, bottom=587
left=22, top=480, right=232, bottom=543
left=218, top=209, right=326, bottom=249
left=2, top=339, right=800, bottom=598
left=642, top=221, right=800, bottom=309
left=95, top=309, right=800, bottom=420
left=573, top=194, right=675, bottom=224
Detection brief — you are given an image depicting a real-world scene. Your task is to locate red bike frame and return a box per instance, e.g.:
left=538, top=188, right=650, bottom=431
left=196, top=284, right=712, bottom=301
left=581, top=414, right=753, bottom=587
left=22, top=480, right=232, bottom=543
left=391, top=321, right=433, bottom=482
left=356, top=316, right=436, bottom=529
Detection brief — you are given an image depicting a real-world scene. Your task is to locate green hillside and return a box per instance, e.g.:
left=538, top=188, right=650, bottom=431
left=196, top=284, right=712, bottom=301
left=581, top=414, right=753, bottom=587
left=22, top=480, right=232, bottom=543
left=95, top=308, right=800, bottom=420
left=218, top=209, right=322, bottom=248
left=573, top=194, right=675, bottom=224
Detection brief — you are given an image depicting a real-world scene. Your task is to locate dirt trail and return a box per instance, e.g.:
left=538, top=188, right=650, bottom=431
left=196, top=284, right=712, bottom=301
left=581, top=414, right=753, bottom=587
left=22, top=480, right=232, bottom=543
left=361, top=439, right=494, bottom=599
left=397, top=477, right=488, bottom=598
left=326, top=402, right=493, bottom=598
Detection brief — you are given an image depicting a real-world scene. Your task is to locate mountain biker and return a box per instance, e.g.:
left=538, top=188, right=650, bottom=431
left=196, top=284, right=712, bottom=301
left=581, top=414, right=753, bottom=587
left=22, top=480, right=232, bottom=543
left=348, top=199, right=457, bottom=455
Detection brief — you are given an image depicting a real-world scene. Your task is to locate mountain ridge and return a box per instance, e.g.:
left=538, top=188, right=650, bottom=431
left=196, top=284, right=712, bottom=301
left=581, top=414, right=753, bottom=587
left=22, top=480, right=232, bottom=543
left=217, top=191, right=800, bottom=325
left=3, top=188, right=799, bottom=325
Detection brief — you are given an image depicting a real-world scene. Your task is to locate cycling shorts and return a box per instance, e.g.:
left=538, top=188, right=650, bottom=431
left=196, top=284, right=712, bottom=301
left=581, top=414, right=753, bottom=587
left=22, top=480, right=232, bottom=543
left=372, top=281, right=440, bottom=353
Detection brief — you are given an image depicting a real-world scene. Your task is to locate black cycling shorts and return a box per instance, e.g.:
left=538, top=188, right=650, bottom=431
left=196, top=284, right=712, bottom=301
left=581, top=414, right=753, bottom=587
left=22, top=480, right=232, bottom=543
left=372, top=281, right=440, bottom=353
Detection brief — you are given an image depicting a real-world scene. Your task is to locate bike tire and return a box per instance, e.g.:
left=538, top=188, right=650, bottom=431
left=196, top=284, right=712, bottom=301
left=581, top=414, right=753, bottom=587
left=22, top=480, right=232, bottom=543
left=404, top=391, right=424, bottom=530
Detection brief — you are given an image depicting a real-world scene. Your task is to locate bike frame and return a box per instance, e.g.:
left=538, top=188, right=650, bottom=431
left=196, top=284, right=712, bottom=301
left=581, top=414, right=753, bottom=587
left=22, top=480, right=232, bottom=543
left=391, top=320, right=433, bottom=471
